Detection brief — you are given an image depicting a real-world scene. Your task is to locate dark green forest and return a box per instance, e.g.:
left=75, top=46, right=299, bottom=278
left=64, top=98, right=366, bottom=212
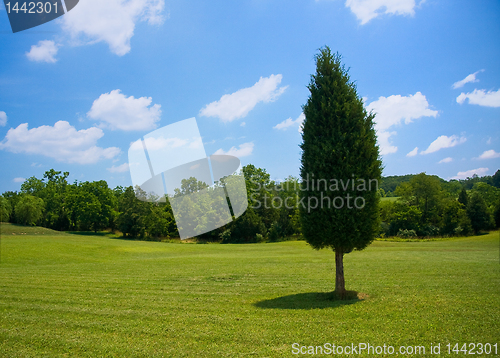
left=1, top=167, right=499, bottom=242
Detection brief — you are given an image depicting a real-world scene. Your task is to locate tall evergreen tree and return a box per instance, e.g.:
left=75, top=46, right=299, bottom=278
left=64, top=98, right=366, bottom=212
left=458, top=187, right=468, bottom=207
left=300, top=47, right=382, bottom=298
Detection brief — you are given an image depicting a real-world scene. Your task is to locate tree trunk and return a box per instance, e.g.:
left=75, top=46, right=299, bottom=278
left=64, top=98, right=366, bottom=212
left=335, top=249, right=346, bottom=299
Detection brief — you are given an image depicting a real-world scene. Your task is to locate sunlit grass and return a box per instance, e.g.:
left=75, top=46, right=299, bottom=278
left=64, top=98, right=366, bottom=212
left=1, top=223, right=498, bottom=357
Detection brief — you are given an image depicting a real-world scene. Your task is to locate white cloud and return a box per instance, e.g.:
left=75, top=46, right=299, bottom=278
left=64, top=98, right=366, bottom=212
left=366, top=92, right=437, bottom=155
left=213, top=142, right=254, bottom=158
left=452, top=70, right=484, bottom=89
left=61, top=0, right=165, bottom=56
left=420, top=135, right=466, bottom=155
left=345, top=0, right=419, bottom=25
left=456, top=89, right=500, bottom=108
left=406, top=147, right=418, bottom=157
left=87, top=89, right=161, bottom=131
left=26, top=40, right=59, bottom=63
left=0, top=121, right=120, bottom=164
left=477, top=149, right=500, bottom=160
left=377, top=130, right=398, bottom=155
left=13, top=177, right=25, bottom=183
left=451, top=168, right=489, bottom=180
left=200, top=75, right=288, bottom=122
left=0, top=111, right=7, bottom=126
left=438, top=157, right=453, bottom=164
left=240, top=122, right=246, bottom=127
left=274, top=113, right=305, bottom=133
left=367, top=92, right=438, bottom=131
left=107, top=163, right=130, bottom=173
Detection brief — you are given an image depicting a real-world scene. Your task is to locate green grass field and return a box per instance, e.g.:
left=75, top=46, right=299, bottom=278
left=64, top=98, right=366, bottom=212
left=0, top=223, right=499, bottom=357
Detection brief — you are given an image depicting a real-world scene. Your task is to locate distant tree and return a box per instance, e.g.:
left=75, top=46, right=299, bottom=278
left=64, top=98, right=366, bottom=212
left=393, top=173, right=443, bottom=232
left=273, top=176, right=301, bottom=238
left=20, top=176, right=45, bottom=196
left=441, top=200, right=472, bottom=236
left=80, top=180, right=116, bottom=232
left=458, top=188, right=468, bottom=207
left=471, top=182, right=500, bottom=210
left=441, top=180, right=463, bottom=197
left=2, top=191, right=20, bottom=223
left=15, top=195, right=44, bottom=226
left=229, top=208, right=266, bottom=243
left=467, top=193, right=493, bottom=234
left=173, top=177, right=209, bottom=196
left=394, top=182, right=414, bottom=201
left=243, top=164, right=279, bottom=229
left=0, top=196, right=12, bottom=222
left=66, top=187, right=101, bottom=231
left=389, top=201, right=422, bottom=235
left=411, top=173, right=442, bottom=222
left=20, top=170, right=70, bottom=230
left=145, top=202, right=176, bottom=238
left=492, top=169, right=500, bottom=189
left=379, top=174, right=415, bottom=194
left=494, top=196, right=500, bottom=229
left=118, top=186, right=148, bottom=238
left=300, top=47, right=382, bottom=298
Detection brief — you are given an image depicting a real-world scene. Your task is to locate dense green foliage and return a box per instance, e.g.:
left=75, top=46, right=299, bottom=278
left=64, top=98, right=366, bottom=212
left=1, top=167, right=499, bottom=241
left=0, top=196, right=11, bottom=222
left=379, top=173, right=499, bottom=237
left=0, top=227, right=498, bottom=356
left=300, top=47, right=382, bottom=252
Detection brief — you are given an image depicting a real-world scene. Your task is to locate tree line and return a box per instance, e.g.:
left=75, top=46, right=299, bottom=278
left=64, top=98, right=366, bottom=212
left=1, top=168, right=499, bottom=241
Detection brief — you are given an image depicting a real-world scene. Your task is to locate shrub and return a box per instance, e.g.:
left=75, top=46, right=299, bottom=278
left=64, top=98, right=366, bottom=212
left=397, top=229, right=417, bottom=239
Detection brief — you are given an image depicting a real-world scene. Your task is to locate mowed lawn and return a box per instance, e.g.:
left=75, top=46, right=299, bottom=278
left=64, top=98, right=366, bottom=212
left=0, top=224, right=499, bottom=357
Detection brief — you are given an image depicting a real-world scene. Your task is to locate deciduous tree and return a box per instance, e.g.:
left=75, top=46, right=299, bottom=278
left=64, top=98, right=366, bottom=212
left=15, top=195, right=44, bottom=226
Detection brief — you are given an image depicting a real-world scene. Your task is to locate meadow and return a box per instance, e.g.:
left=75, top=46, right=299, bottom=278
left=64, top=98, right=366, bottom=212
left=0, top=223, right=499, bottom=357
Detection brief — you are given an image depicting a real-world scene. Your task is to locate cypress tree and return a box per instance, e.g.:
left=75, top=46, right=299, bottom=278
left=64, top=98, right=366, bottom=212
left=458, top=187, right=468, bottom=207
left=300, top=47, right=382, bottom=299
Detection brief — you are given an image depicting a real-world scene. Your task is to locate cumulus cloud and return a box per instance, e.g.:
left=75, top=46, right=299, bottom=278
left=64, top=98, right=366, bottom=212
left=375, top=131, right=397, bottom=155
left=406, top=147, right=418, bottom=157
left=213, top=142, right=254, bottom=158
left=367, top=92, right=438, bottom=131
left=456, top=89, right=500, bottom=108
left=452, top=70, right=484, bottom=89
left=420, top=135, right=466, bottom=155
left=13, top=177, right=25, bottom=183
left=274, top=113, right=305, bottom=133
left=107, top=163, right=130, bottom=173
left=451, top=168, right=489, bottom=180
left=438, top=157, right=453, bottom=164
left=0, top=121, right=120, bottom=164
left=365, top=92, right=438, bottom=155
left=200, top=75, right=288, bottom=122
left=61, top=0, right=165, bottom=56
left=477, top=149, right=500, bottom=160
left=26, top=40, right=59, bottom=63
left=0, top=111, right=7, bottom=127
left=345, top=0, right=419, bottom=25
left=87, top=90, right=161, bottom=131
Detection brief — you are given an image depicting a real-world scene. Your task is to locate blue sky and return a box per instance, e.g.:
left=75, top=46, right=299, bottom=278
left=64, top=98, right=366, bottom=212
left=0, top=0, right=499, bottom=192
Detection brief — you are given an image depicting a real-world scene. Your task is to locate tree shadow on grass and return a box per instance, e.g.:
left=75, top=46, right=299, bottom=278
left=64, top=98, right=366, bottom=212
left=254, top=291, right=367, bottom=310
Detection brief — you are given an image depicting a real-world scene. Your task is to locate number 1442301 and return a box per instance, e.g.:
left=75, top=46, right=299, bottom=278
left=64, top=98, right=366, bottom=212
left=5, top=2, right=59, bottom=14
